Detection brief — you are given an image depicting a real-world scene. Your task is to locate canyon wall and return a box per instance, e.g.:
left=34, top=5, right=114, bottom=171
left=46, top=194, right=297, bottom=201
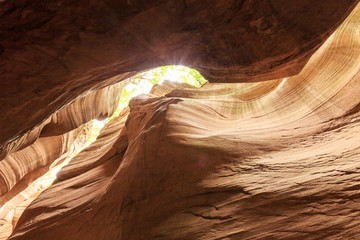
left=0, top=0, right=358, bottom=159
left=6, top=2, right=360, bottom=239
left=0, top=82, right=125, bottom=239
left=0, top=0, right=360, bottom=239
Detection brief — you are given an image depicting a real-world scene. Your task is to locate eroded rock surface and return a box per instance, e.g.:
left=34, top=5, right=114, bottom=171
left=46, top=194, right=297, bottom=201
left=0, top=0, right=358, bottom=156
left=7, top=3, right=360, bottom=239
left=0, top=78, right=126, bottom=239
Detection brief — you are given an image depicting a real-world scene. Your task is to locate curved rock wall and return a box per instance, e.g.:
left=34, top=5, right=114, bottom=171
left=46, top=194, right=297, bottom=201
left=39, top=82, right=126, bottom=138
left=0, top=79, right=125, bottom=197
left=0, top=72, right=132, bottom=160
left=0, top=0, right=358, bottom=156
left=7, top=3, right=360, bottom=239
left=0, top=124, right=87, bottom=197
left=0, top=79, right=126, bottom=239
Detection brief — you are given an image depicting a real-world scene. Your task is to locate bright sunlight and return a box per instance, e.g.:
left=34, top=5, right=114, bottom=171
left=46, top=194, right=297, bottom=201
left=42, top=65, right=207, bottom=184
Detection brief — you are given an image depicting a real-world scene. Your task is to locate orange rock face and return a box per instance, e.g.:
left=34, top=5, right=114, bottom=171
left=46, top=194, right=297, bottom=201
left=1, top=1, right=360, bottom=239
left=0, top=0, right=358, bottom=156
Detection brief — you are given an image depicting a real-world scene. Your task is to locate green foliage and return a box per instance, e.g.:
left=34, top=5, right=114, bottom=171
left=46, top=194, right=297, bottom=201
left=40, top=66, right=207, bottom=187
left=109, top=65, right=207, bottom=119
left=96, top=65, right=207, bottom=134
left=145, top=65, right=207, bottom=87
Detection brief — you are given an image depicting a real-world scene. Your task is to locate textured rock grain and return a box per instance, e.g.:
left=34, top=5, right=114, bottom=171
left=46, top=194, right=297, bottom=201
left=1, top=1, right=360, bottom=240
left=0, top=0, right=358, bottom=154
left=8, top=3, right=360, bottom=239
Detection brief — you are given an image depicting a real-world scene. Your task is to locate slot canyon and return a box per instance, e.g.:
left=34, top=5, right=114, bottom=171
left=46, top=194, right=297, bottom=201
left=1, top=0, right=360, bottom=239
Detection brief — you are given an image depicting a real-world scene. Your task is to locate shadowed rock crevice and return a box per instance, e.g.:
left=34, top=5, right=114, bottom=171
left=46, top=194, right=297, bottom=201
left=0, top=0, right=358, bottom=153
left=1, top=1, right=360, bottom=240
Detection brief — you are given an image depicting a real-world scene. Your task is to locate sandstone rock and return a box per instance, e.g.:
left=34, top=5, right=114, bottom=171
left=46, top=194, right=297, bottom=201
left=1, top=1, right=360, bottom=239
left=8, top=3, right=360, bottom=239
left=0, top=79, right=126, bottom=239
left=0, top=0, right=357, bottom=156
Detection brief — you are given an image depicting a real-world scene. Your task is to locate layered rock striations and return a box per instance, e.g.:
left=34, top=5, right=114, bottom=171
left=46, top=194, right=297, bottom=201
left=6, top=3, right=360, bottom=239
left=0, top=0, right=358, bottom=158
left=0, top=80, right=124, bottom=196
left=0, top=80, right=125, bottom=239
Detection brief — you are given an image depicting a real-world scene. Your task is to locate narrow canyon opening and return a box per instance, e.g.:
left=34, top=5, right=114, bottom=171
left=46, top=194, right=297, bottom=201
left=0, top=65, right=207, bottom=240
left=1, top=1, right=360, bottom=239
